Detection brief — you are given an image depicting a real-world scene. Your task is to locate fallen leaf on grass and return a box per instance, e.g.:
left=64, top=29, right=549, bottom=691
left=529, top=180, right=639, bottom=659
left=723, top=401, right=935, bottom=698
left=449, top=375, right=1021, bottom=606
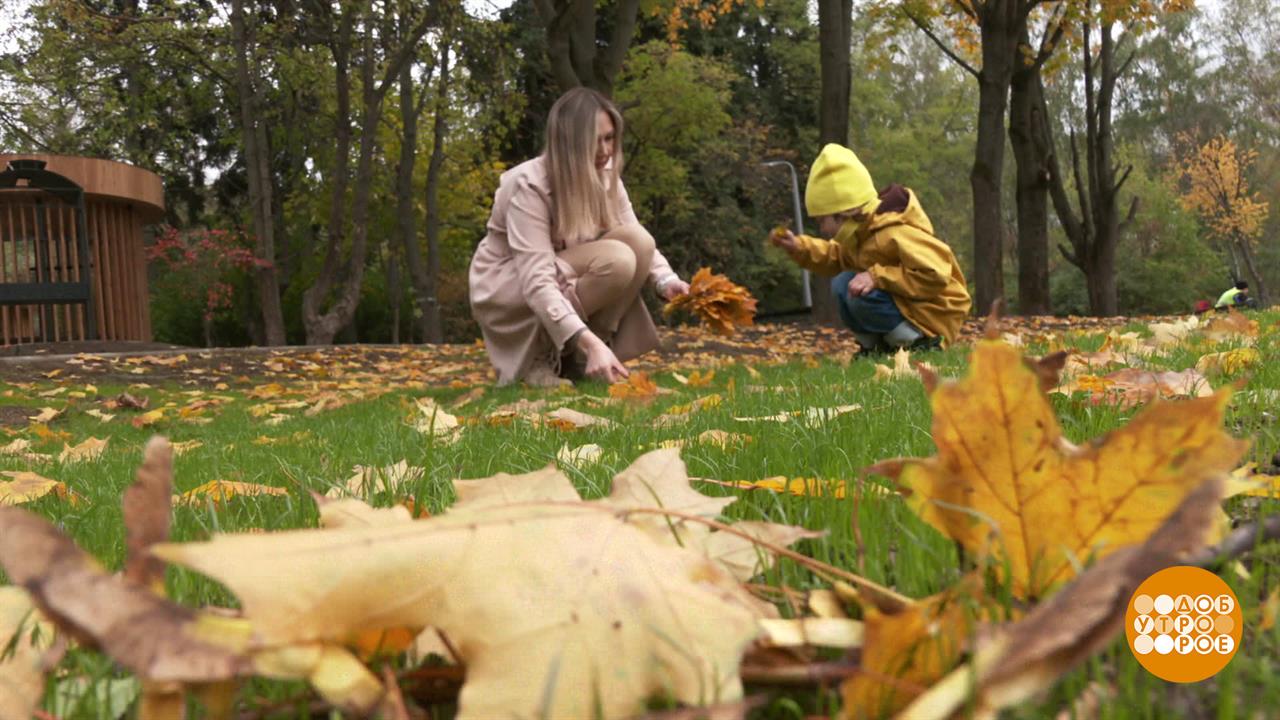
left=31, top=407, right=62, bottom=423
left=0, top=439, right=50, bottom=463
left=131, top=409, right=165, bottom=428
left=171, top=440, right=203, bottom=456
left=0, top=586, right=57, bottom=719
left=556, top=443, right=603, bottom=468
left=174, top=481, right=288, bottom=507
left=609, top=371, right=659, bottom=401
left=113, top=392, right=149, bottom=410
left=842, top=576, right=999, bottom=717
left=697, top=429, right=751, bottom=449
left=30, top=424, right=71, bottom=443
left=544, top=407, right=615, bottom=429
left=85, top=408, right=115, bottom=422
left=412, top=397, right=461, bottom=443
left=1053, top=367, right=1213, bottom=407
left=1224, top=463, right=1280, bottom=498
left=897, top=477, right=1226, bottom=719
left=157, top=471, right=764, bottom=718
left=329, top=461, right=424, bottom=498
left=58, top=437, right=108, bottom=464
left=1201, top=311, right=1258, bottom=343
left=122, top=438, right=173, bottom=591
left=1195, top=347, right=1261, bottom=375
left=873, top=349, right=935, bottom=382
left=871, top=337, right=1246, bottom=597
left=696, top=476, right=851, bottom=499
left=734, top=404, right=860, bottom=424
left=0, top=506, right=252, bottom=681
left=759, top=617, right=863, bottom=648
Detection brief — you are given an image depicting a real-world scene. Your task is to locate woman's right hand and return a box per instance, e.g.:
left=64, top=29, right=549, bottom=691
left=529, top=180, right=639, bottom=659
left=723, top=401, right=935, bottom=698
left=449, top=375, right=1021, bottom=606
left=577, top=331, right=629, bottom=383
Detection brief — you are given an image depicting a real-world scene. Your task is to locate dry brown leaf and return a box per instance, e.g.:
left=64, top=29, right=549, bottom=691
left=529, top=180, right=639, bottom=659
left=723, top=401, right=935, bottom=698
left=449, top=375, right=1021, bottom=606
left=0, top=471, right=81, bottom=506
left=32, top=407, right=62, bottom=424
left=544, top=407, right=615, bottom=429
left=1054, top=367, right=1213, bottom=407
left=609, top=371, right=660, bottom=401
left=733, top=404, right=860, bottom=423
left=174, top=481, right=288, bottom=507
left=123, top=438, right=174, bottom=592
left=0, top=506, right=252, bottom=681
left=1201, top=311, right=1258, bottom=343
left=58, top=437, right=108, bottom=464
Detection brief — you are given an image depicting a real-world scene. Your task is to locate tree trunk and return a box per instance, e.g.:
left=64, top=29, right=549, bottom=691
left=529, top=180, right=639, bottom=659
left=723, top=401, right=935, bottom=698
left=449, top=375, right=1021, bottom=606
left=1046, top=13, right=1130, bottom=317
left=813, top=0, right=853, bottom=326
left=1236, top=237, right=1269, bottom=305
left=533, top=0, right=641, bottom=95
left=229, top=0, right=287, bottom=345
left=1008, top=34, right=1052, bottom=316
left=421, top=43, right=450, bottom=344
left=971, top=13, right=1015, bottom=317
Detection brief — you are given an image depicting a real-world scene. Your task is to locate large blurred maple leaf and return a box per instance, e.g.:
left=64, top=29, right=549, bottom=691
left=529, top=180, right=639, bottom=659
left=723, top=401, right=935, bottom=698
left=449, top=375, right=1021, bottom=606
left=663, top=267, right=758, bottom=336
left=871, top=338, right=1247, bottom=597
left=155, top=450, right=807, bottom=719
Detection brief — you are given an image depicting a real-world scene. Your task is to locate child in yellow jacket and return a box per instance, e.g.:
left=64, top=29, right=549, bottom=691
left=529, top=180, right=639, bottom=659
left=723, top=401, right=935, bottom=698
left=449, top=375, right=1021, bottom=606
left=770, top=144, right=971, bottom=352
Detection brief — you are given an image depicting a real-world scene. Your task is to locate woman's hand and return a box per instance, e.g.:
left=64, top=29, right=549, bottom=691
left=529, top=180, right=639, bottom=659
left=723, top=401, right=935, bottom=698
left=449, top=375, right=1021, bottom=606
left=847, top=271, right=877, bottom=297
left=659, top=279, right=690, bottom=301
left=576, top=330, right=629, bottom=383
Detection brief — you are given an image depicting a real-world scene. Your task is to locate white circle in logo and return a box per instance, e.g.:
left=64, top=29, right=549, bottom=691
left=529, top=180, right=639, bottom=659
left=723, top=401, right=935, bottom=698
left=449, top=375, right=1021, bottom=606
left=1155, top=634, right=1175, bottom=654
left=1133, top=634, right=1155, bottom=655
left=1155, top=594, right=1174, bottom=615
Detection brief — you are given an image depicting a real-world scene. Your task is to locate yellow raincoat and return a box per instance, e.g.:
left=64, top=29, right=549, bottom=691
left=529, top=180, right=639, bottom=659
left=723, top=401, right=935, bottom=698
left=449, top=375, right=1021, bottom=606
left=790, top=186, right=971, bottom=344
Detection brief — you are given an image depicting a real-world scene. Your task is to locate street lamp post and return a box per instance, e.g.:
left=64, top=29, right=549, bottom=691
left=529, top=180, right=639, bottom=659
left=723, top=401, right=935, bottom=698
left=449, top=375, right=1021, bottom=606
left=761, top=160, right=812, bottom=309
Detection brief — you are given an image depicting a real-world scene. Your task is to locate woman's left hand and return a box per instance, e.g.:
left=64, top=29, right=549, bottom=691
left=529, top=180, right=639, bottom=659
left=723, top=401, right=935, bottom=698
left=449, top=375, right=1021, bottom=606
left=660, top=279, right=690, bottom=301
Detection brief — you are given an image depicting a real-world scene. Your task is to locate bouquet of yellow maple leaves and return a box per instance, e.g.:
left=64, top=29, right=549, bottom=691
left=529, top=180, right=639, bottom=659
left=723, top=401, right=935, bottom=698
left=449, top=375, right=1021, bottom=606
left=662, top=267, right=758, bottom=336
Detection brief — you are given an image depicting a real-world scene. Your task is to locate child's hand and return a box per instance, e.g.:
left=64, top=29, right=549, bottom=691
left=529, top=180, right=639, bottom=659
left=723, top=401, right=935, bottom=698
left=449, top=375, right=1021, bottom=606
left=769, top=226, right=799, bottom=253
left=847, top=271, right=877, bottom=297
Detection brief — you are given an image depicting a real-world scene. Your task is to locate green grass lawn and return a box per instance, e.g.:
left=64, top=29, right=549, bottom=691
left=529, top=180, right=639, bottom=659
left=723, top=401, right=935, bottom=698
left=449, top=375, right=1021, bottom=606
left=3, top=311, right=1279, bottom=719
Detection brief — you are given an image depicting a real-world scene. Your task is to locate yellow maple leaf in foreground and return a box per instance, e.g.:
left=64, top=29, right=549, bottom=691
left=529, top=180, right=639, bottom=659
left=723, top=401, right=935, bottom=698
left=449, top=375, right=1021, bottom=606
left=871, top=338, right=1246, bottom=597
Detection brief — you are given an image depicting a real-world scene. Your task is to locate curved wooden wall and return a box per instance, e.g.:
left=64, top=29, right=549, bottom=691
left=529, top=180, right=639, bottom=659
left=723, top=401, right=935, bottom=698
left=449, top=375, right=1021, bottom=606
left=0, top=155, right=163, bottom=345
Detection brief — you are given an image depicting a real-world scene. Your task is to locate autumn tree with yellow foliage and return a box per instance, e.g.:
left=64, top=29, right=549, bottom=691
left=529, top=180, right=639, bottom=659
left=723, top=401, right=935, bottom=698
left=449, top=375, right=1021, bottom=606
left=1174, top=134, right=1272, bottom=305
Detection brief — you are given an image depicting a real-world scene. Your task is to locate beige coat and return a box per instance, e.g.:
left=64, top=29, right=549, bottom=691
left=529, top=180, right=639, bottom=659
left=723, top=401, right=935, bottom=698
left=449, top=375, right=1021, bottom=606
left=469, top=156, right=677, bottom=384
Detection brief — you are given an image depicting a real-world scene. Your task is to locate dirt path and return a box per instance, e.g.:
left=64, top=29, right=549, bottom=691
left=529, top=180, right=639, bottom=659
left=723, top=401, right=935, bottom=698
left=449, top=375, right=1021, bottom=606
left=0, top=315, right=1150, bottom=388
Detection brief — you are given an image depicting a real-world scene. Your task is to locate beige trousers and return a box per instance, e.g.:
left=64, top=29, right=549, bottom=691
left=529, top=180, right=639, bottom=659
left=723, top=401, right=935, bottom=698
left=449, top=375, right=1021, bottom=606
left=557, top=223, right=655, bottom=340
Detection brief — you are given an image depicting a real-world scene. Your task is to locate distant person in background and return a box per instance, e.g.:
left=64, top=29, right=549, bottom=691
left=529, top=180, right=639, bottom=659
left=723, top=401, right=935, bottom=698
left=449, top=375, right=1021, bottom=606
left=469, top=87, right=688, bottom=387
left=1214, top=280, right=1255, bottom=311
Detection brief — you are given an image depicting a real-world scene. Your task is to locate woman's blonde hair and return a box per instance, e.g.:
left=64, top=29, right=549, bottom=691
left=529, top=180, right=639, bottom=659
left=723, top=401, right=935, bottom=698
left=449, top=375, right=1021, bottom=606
left=544, top=87, right=624, bottom=242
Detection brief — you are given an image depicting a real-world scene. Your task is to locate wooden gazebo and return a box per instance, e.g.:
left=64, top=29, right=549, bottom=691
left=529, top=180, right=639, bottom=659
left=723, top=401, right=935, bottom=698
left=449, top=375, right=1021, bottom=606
left=0, top=155, right=164, bottom=345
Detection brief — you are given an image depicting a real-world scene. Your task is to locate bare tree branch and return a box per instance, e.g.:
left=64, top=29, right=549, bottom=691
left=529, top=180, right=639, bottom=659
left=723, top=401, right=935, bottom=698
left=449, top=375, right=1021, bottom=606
left=906, top=11, right=979, bottom=77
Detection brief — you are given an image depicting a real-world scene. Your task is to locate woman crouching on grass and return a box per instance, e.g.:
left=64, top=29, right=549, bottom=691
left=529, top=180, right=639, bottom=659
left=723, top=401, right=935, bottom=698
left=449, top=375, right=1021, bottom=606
left=468, top=88, right=689, bottom=387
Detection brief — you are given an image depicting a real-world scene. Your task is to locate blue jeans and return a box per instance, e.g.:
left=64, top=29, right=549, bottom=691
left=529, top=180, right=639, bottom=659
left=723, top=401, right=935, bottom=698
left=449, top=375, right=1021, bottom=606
left=831, top=272, right=905, bottom=334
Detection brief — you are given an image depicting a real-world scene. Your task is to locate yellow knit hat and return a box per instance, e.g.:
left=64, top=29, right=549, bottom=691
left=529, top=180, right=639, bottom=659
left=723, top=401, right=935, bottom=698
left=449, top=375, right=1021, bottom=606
left=804, top=143, right=878, bottom=217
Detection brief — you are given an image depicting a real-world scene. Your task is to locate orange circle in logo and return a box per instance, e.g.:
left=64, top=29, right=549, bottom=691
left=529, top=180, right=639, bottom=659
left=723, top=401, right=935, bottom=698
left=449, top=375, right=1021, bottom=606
left=1126, top=566, right=1241, bottom=682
